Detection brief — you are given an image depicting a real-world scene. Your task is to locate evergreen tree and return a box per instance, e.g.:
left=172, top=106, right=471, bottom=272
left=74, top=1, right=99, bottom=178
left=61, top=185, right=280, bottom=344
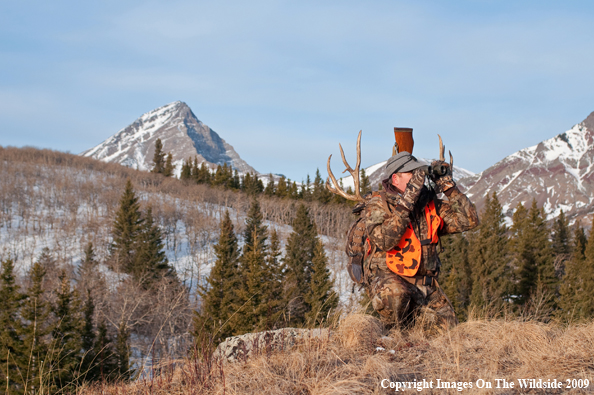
left=163, top=153, right=175, bottom=177
left=111, top=180, right=143, bottom=272
left=579, top=217, right=594, bottom=319
left=0, top=257, right=24, bottom=392
left=79, top=290, right=96, bottom=382
left=360, top=168, right=371, bottom=195
left=180, top=158, right=192, bottom=180
left=312, top=169, right=331, bottom=204
left=93, top=318, right=118, bottom=381
left=242, top=199, right=268, bottom=256
left=132, top=207, right=172, bottom=287
left=573, top=221, right=587, bottom=258
left=305, top=240, right=338, bottom=326
left=302, top=174, right=312, bottom=201
left=264, top=228, right=285, bottom=329
left=151, top=138, right=166, bottom=174
left=50, top=271, right=82, bottom=389
left=20, top=260, right=51, bottom=393
left=558, top=224, right=588, bottom=321
left=283, top=204, right=319, bottom=325
left=115, top=318, right=131, bottom=380
left=276, top=176, right=288, bottom=198
left=441, top=234, right=473, bottom=322
left=468, top=192, right=511, bottom=311
left=552, top=209, right=571, bottom=256
left=78, top=242, right=102, bottom=293
left=231, top=233, right=270, bottom=334
left=264, top=174, right=275, bottom=196
left=193, top=211, right=241, bottom=343
left=511, top=200, right=557, bottom=308
left=197, top=162, right=211, bottom=184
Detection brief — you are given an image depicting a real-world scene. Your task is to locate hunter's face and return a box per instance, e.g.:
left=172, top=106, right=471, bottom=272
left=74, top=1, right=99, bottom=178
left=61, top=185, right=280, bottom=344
left=391, top=172, right=413, bottom=194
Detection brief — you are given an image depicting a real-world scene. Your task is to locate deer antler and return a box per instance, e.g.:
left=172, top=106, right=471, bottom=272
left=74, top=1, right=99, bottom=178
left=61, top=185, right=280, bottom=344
left=449, top=150, right=454, bottom=177
left=326, top=130, right=365, bottom=202
left=438, top=134, right=445, bottom=161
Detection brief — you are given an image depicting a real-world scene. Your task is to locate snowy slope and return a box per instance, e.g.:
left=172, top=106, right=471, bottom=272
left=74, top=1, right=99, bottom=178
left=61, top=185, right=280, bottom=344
left=460, top=111, right=594, bottom=223
left=81, top=101, right=256, bottom=176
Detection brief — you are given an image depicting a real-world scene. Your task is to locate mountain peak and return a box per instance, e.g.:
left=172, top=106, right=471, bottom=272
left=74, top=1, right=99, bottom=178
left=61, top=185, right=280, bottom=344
left=582, top=111, right=594, bottom=132
left=82, top=102, right=256, bottom=175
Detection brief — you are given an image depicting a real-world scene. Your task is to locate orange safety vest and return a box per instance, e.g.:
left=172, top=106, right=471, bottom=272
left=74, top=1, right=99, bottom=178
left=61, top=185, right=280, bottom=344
left=386, top=200, right=443, bottom=277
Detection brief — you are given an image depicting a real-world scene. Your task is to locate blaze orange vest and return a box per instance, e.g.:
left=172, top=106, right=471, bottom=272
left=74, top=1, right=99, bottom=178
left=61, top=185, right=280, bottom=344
left=386, top=200, right=442, bottom=277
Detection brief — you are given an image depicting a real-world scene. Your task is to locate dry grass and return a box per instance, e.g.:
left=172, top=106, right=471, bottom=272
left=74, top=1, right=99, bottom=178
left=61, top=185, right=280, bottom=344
left=78, top=313, right=594, bottom=394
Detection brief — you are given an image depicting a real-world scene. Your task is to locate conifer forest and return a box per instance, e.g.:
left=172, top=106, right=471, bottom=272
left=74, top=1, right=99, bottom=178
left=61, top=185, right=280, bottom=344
left=1, top=143, right=594, bottom=393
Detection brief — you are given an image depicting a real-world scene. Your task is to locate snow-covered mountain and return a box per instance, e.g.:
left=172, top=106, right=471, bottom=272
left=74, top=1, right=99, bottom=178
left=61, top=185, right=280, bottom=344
left=460, top=111, right=594, bottom=224
left=82, top=101, right=256, bottom=175
left=339, top=159, right=475, bottom=192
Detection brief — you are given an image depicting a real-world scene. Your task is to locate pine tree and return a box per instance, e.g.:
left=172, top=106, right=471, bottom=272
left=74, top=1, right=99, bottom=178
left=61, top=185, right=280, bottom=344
left=312, top=168, right=331, bottom=204
left=132, top=207, right=172, bottom=287
left=180, top=158, right=192, bottom=180
left=79, top=290, right=96, bottom=382
left=276, top=176, right=288, bottom=198
left=193, top=211, right=241, bottom=343
left=115, top=318, right=131, bottom=380
left=283, top=204, right=319, bottom=325
left=93, top=318, right=117, bottom=382
left=50, top=271, right=82, bottom=389
left=305, top=240, right=338, bottom=326
left=264, top=228, right=285, bottom=329
left=264, top=174, right=275, bottom=196
left=77, top=242, right=102, bottom=293
left=231, top=233, right=269, bottom=334
left=20, top=260, right=51, bottom=393
left=151, top=138, right=166, bottom=174
left=580, top=217, right=594, bottom=319
left=558, top=224, right=587, bottom=321
left=552, top=209, right=571, bottom=256
left=302, top=174, right=312, bottom=201
left=242, top=199, right=267, bottom=256
left=511, top=200, right=557, bottom=309
left=468, top=192, right=511, bottom=311
left=360, top=168, right=371, bottom=195
left=111, top=180, right=143, bottom=272
left=441, top=234, right=473, bottom=322
left=163, top=153, right=175, bottom=177
left=0, top=257, right=24, bottom=392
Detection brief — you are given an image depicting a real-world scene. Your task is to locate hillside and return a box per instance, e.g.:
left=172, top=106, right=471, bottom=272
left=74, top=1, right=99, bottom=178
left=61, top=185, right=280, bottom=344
left=79, top=313, right=594, bottom=395
left=0, top=146, right=356, bottom=369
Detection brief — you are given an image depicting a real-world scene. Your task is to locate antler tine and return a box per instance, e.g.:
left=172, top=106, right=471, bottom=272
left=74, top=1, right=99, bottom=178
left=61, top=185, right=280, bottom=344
left=449, top=150, right=454, bottom=177
left=325, top=130, right=365, bottom=202
left=326, top=155, right=364, bottom=202
left=438, top=134, right=445, bottom=161
left=392, top=142, right=399, bottom=156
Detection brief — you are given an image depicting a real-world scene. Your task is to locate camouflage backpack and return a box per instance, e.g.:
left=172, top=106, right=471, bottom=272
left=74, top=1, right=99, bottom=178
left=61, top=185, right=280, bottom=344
left=345, top=191, right=390, bottom=284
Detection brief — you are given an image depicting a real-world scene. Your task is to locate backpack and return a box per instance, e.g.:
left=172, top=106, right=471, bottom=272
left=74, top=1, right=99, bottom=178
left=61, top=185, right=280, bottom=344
left=345, top=191, right=389, bottom=284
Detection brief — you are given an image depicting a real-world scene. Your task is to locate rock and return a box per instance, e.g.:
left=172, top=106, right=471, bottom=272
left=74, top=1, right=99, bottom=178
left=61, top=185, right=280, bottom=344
left=213, top=327, right=331, bottom=363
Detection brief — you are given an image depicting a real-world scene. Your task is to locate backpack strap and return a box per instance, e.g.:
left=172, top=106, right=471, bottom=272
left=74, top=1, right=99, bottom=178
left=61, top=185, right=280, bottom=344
left=378, top=190, right=392, bottom=214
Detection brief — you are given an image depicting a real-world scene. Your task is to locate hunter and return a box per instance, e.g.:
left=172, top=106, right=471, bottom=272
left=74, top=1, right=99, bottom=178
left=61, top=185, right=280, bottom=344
left=327, top=131, right=479, bottom=330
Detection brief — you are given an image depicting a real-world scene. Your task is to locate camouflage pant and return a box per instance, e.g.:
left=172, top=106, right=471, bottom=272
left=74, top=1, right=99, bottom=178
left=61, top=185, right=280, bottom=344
left=366, top=269, right=458, bottom=331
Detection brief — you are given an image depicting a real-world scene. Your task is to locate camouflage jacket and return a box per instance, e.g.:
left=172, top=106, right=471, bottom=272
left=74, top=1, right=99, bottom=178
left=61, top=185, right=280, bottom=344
left=362, top=184, right=479, bottom=278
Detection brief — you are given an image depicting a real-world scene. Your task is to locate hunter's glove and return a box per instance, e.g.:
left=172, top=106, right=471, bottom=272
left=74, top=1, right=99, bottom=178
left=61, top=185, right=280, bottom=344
left=430, top=160, right=456, bottom=193
left=399, top=168, right=426, bottom=212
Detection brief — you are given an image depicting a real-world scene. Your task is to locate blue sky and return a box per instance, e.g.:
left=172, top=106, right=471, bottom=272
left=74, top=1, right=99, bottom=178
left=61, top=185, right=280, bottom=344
left=1, top=1, right=593, bottom=181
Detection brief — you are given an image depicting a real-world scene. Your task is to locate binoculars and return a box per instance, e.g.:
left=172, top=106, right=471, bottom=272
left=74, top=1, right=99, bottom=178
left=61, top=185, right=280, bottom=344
left=424, top=163, right=449, bottom=178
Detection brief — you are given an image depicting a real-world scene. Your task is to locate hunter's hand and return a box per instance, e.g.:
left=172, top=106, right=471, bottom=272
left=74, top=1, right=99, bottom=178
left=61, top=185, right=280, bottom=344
left=399, top=168, right=426, bottom=212
left=430, top=160, right=456, bottom=193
